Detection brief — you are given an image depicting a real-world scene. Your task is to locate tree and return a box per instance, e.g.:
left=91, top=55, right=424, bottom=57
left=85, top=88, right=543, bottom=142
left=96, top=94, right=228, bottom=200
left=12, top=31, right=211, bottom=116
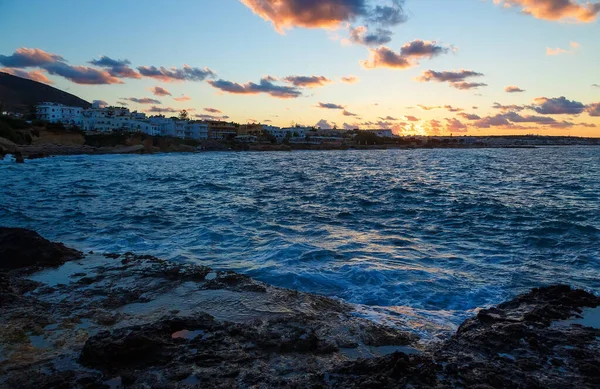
left=179, top=110, right=189, bottom=121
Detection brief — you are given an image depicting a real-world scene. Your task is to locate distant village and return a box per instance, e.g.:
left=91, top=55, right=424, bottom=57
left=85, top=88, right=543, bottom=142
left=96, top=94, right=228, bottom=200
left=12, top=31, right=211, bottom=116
left=26, top=101, right=600, bottom=147
left=35, top=101, right=394, bottom=145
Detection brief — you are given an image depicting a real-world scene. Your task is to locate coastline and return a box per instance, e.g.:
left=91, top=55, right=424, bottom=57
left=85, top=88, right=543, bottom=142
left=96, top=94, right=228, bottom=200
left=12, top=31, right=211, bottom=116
left=0, top=141, right=544, bottom=162
left=1, top=228, right=599, bottom=388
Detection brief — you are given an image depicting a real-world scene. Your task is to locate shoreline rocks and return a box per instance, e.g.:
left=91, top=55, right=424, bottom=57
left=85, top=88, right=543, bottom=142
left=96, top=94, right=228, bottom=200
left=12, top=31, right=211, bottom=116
left=0, top=228, right=599, bottom=388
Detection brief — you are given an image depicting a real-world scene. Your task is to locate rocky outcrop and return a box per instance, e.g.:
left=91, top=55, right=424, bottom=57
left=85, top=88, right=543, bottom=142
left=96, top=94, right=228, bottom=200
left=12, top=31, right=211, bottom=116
left=0, top=136, right=19, bottom=158
left=31, top=129, right=85, bottom=146
left=0, top=227, right=82, bottom=270
left=0, top=229, right=599, bottom=388
left=432, top=285, right=600, bottom=388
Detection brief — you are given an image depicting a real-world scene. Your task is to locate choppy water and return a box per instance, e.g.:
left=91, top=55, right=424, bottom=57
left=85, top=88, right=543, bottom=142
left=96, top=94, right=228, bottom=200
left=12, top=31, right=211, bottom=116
left=2, top=148, right=599, bottom=337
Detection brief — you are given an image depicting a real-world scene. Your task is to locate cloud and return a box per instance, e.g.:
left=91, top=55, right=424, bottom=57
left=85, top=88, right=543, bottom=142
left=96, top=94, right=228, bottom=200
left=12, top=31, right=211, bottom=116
left=405, top=115, right=419, bottom=121
left=444, top=105, right=463, bottom=112
left=88, top=56, right=141, bottom=79
left=362, top=40, right=450, bottom=69
left=0, top=47, right=122, bottom=85
left=124, top=97, right=162, bottom=104
left=593, top=84, right=600, bottom=88
left=493, top=0, right=600, bottom=23
left=446, top=118, right=468, bottom=133
left=150, top=86, right=172, bottom=96
left=502, top=111, right=557, bottom=123
left=44, top=62, right=123, bottom=85
left=474, top=111, right=562, bottom=128
left=147, top=106, right=178, bottom=113
left=452, top=82, right=488, bottom=90
left=0, top=68, right=53, bottom=84
left=341, top=75, right=359, bottom=84
left=138, top=65, right=215, bottom=82
left=418, top=69, right=483, bottom=83
left=362, top=46, right=410, bottom=69
left=532, top=96, right=586, bottom=114
left=418, top=104, right=442, bottom=111
left=492, top=102, right=529, bottom=111
left=417, top=69, right=487, bottom=90
left=505, top=85, right=525, bottom=93
left=316, top=119, right=337, bottom=129
left=458, top=112, right=481, bottom=120
left=349, top=26, right=393, bottom=46
left=546, top=42, right=580, bottom=56
left=474, top=114, right=513, bottom=128
left=240, top=0, right=407, bottom=32
left=174, top=95, right=192, bottom=102
left=92, top=100, right=108, bottom=107
left=317, top=102, right=345, bottom=109
left=208, top=77, right=301, bottom=98
left=379, top=115, right=398, bottom=120
left=195, top=114, right=230, bottom=121
left=368, top=1, right=408, bottom=25
left=587, top=102, right=600, bottom=116
left=546, top=47, right=567, bottom=55
left=204, top=108, right=222, bottom=113
left=343, top=110, right=358, bottom=116
left=0, top=48, right=63, bottom=68
left=283, top=75, right=332, bottom=87
left=400, top=40, right=450, bottom=58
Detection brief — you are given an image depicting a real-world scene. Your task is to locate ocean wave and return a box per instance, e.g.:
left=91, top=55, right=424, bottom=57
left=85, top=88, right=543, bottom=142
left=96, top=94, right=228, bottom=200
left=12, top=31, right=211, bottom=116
left=1, top=148, right=599, bottom=334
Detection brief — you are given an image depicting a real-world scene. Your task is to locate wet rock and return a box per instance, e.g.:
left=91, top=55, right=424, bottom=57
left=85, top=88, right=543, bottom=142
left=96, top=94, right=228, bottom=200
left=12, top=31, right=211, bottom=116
left=434, top=285, right=600, bottom=388
left=1, top=230, right=600, bottom=388
left=0, top=227, right=82, bottom=270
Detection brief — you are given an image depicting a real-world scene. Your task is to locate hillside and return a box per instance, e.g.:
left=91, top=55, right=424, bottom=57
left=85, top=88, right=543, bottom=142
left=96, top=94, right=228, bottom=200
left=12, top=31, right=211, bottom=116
left=0, top=71, right=91, bottom=113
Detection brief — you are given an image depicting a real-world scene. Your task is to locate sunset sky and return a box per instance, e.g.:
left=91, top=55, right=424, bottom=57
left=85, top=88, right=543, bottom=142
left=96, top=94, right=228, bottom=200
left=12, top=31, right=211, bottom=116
left=1, top=0, right=599, bottom=136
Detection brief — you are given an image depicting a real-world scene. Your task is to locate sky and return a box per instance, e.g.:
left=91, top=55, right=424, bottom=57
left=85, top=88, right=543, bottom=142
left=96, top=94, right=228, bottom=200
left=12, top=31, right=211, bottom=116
left=0, top=0, right=599, bottom=136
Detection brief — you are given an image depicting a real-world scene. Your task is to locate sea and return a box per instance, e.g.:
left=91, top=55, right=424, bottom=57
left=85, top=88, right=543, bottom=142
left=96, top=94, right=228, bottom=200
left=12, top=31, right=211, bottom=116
left=1, top=147, right=599, bottom=339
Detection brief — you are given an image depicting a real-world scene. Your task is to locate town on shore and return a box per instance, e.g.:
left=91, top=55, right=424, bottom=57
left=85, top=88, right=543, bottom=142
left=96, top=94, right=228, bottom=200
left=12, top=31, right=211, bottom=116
left=33, top=101, right=600, bottom=147
left=1, top=101, right=599, bottom=162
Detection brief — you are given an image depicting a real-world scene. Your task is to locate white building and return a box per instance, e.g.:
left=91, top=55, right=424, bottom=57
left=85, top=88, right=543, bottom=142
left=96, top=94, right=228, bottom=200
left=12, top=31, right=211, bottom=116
left=36, top=103, right=84, bottom=126
left=263, top=125, right=311, bottom=142
left=361, top=129, right=394, bottom=137
left=36, top=102, right=209, bottom=141
left=149, top=116, right=177, bottom=137
left=185, top=122, right=209, bottom=140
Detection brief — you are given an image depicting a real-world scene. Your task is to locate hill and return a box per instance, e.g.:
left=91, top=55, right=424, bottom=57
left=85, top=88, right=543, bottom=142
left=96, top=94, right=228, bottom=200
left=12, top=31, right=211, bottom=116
left=0, top=71, right=91, bottom=113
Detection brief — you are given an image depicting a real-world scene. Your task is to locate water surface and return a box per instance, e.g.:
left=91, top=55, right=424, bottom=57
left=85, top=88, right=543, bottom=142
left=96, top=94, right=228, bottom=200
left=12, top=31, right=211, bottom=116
left=2, top=148, right=599, bottom=336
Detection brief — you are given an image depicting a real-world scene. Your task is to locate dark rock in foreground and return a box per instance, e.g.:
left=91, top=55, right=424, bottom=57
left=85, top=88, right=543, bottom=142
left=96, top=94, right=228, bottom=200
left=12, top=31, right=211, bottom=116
left=0, top=229, right=599, bottom=388
left=0, top=227, right=82, bottom=270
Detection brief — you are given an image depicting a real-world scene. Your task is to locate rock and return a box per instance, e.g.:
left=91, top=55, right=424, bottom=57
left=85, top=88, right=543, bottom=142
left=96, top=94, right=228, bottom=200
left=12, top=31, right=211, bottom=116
left=433, top=285, right=600, bottom=388
left=1, top=229, right=600, bottom=388
left=0, top=136, right=19, bottom=154
left=0, top=227, right=82, bottom=270
left=14, top=151, right=24, bottom=163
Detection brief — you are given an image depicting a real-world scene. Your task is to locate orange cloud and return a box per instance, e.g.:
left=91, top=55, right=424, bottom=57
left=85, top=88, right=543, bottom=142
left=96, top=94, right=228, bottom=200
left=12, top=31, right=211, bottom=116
left=150, top=86, right=172, bottom=96
left=174, top=95, right=192, bottom=102
left=240, top=0, right=365, bottom=32
left=505, top=85, right=525, bottom=93
left=1, top=68, right=53, bottom=84
left=362, top=40, right=449, bottom=70
left=0, top=47, right=63, bottom=68
left=283, top=75, right=332, bottom=87
left=546, top=41, right=580, bottom=55
left=341, top=75, right=359, bottom=84
left=494, top=0, right=600, bottom=23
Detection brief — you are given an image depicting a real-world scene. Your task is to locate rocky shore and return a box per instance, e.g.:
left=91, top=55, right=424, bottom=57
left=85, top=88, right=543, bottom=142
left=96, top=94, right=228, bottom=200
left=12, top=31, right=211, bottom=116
left=1, top=228, right=599, bottom=388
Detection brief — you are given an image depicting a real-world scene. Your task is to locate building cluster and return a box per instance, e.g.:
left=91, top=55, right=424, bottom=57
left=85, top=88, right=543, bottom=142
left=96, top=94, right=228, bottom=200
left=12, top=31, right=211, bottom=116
left=35, top=102, right=395, bottom=143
